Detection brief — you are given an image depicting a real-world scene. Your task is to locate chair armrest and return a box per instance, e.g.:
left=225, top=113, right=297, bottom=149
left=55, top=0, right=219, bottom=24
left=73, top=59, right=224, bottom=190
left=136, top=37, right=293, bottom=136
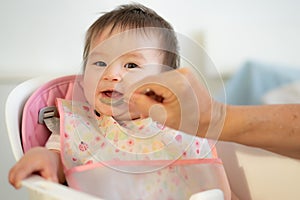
left=21, top=175, right=103, bottom=200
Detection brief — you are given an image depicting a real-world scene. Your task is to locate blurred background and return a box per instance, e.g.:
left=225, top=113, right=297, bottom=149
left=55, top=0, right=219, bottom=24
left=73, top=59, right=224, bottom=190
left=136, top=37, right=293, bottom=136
left=1, top=0, right=300, bottom=78
left=1, top=0, right=300, bottom=199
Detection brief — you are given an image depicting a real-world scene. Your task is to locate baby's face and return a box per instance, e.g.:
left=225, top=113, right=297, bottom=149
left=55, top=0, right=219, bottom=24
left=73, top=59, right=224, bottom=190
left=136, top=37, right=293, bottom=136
left=83, top=27, right=166, bottom=120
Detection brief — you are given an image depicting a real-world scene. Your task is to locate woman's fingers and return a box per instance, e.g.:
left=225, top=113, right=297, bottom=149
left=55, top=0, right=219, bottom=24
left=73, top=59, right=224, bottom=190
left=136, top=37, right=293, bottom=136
left=124, top=67, right=220, bottom=137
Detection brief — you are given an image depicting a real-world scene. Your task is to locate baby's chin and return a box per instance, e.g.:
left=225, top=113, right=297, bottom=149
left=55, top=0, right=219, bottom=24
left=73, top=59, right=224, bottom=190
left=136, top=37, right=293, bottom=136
left=96, top=104, right=140, bottom=121
left=106, top=111, right=140, bottom=121
left=113, top=113, right=140, bottom=121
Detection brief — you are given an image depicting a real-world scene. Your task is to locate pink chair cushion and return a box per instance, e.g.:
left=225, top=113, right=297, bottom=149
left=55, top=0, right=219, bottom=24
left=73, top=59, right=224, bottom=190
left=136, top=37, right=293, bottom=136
left=21, top=75, right=80, bottom=152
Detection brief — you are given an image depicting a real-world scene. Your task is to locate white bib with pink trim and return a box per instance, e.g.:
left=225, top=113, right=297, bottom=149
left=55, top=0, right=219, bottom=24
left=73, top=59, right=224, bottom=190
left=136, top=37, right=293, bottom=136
left=57, top=98, right=231, bottom=199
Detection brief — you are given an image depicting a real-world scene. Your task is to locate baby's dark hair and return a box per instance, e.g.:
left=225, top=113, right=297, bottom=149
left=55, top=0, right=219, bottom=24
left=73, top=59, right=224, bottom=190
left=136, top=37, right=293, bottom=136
left=83, top=3, right=179, bottom=69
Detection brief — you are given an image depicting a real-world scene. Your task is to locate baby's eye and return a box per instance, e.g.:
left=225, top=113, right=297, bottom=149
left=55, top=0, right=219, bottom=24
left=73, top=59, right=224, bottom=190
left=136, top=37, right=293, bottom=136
left=94, top=61, right=107, bottom=67
left=124, top=63, right=139, bottom=69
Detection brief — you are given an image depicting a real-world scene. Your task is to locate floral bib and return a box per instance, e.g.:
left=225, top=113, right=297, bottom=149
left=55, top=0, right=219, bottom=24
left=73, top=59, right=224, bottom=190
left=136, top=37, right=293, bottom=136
left=57, top=98, right=230, bottom=200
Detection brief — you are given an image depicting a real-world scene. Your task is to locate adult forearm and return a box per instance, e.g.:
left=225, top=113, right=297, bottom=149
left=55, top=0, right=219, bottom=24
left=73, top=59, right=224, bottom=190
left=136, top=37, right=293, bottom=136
left=221, top=104, right=300, bottom=159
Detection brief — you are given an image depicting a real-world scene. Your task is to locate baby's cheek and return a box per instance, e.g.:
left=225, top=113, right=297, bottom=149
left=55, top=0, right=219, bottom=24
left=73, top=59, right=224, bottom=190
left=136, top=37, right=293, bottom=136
left=122, top=71, right=146, bottom=87
left=83, top=85, right=94, bottom=106
left=83, top=68, right=102, bottom=107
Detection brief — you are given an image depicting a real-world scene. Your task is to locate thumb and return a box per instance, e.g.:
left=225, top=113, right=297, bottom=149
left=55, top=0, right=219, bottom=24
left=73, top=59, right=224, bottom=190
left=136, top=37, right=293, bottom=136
left=129, top=93, right=156, bottom=118
left=40, top=167, right=59, bottom=183
left=130, top=93, right=167, bottom=122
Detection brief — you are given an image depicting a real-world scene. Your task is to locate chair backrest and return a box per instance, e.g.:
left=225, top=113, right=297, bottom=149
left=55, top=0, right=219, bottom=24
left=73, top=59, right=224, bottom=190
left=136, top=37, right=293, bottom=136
left=5, top=75, right=77, bottom=160
left=5, top=76, right=56, bottom=160
left=21, top=75, right=78, bottom=153
left=5, top=75, right=103, bottom=200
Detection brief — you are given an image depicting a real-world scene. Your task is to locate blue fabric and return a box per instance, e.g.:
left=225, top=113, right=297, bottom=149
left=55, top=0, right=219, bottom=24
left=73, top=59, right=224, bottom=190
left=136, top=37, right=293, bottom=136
left=217, top=61, right=300, bottom=105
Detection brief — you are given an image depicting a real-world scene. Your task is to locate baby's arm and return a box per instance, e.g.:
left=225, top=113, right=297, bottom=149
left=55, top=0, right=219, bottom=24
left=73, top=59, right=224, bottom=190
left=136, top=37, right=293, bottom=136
left=9, top=147, right=65, bottom=189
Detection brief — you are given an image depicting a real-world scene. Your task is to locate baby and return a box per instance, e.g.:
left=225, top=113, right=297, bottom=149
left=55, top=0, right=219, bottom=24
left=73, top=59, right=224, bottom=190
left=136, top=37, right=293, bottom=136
left=9, top=3, right=230, bottom=199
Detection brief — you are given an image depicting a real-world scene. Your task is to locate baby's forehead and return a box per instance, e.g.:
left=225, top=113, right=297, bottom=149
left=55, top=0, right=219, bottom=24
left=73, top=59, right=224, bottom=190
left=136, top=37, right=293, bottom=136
left=90, top=27, right=166, bottom=53
left=88, top=48, right=163, bottom=62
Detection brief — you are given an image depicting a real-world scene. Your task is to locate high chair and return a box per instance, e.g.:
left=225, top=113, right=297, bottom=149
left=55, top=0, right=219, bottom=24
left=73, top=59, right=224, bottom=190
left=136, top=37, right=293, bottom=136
left=5, top=75, right=102, bottom=200
left=5, top=76, right=227, bottom=200
left=6, top=75, right=300, bottom=200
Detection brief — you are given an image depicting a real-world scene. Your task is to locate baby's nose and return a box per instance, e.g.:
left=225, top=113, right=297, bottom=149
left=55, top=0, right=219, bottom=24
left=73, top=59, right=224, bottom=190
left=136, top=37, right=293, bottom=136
left=103, top=73, right=122, bottom=81
left=102, top=66, right=122, bottom=82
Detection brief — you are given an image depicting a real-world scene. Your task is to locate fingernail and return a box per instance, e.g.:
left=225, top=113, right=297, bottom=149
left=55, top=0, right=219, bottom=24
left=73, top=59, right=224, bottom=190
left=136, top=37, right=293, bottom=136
left=15, top=181, right=21, bottom=189
left=47, top=177, right=56, bottom=182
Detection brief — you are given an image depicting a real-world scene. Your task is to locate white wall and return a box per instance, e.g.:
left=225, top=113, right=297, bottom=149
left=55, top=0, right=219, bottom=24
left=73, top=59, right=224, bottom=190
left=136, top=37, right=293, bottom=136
left=1, top=0, right=300, bottom=80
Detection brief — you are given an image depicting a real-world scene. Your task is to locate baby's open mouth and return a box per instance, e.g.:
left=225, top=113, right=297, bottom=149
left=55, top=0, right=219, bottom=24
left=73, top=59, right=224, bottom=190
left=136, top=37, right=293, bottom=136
left=99, top=90, right=124, bottom=106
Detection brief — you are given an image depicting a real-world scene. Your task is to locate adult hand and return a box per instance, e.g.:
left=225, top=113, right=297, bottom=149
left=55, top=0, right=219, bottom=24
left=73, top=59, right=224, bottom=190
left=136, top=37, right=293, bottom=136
left=124, top=68, right=226, bottom=139
left=125, top=67, right=300, bottom=159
